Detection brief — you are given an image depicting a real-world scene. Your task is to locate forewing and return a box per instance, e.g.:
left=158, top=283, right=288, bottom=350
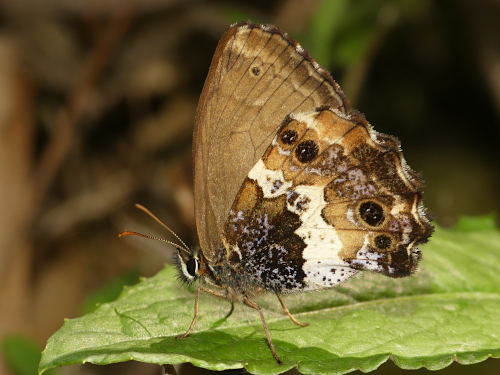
left=194, top=21, right=349, bottom=260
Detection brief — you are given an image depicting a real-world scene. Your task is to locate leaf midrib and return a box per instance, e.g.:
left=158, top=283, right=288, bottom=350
left=62, top=291, right=500, bottom=339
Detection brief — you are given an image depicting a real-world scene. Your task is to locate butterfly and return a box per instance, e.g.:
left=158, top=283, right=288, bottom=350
left=123, top=20, right=433, bottom=365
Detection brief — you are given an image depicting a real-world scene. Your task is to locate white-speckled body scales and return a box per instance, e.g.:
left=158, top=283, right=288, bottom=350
left=223, top=108, right=431, bottom=293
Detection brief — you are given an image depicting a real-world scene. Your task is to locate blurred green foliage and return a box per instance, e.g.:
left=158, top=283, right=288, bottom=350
left=2, top=335, right=57, bottom=375
left=81, top=269, right=141, bottom=315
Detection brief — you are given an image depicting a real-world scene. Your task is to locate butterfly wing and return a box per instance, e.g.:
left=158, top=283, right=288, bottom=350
left=194, top=21, right=349, bottom=260
left=223, top=108, right=433, bottom=292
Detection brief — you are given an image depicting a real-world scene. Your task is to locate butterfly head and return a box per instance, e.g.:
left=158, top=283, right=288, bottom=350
left=174, top=246, right=216, bottom=285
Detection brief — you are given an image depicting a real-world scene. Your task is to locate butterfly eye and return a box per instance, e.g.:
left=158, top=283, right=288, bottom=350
left=186, top=258, right=199, bottom=277
left=295, top=140, right=319, bottom=163
left=359, top=201, right=385, bottom=226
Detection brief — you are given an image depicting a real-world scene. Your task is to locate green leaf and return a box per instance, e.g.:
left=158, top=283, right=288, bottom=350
left=39, top=216, right=500, bottom=375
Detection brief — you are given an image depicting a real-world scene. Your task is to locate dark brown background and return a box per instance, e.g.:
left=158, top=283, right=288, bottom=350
left=0, top=0, right=499, bottom=374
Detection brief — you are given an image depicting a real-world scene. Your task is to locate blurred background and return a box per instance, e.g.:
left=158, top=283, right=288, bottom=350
left=0, top=0, right=499, bottom=374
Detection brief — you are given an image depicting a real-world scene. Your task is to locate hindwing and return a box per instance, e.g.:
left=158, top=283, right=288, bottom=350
left=222, top=107, right=433, bottom=292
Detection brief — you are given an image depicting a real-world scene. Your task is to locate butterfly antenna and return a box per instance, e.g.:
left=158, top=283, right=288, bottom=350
left=118, top=231, right=186, bottom=252
left=133, top=203, right=190, bottom=251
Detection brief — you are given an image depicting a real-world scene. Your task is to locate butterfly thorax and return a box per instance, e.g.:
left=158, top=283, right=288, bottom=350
left=174, top=246, right=264, bottom=302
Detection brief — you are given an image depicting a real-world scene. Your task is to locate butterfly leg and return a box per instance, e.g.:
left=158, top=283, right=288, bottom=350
left=243, top=295, right=283, bottom=365
left=175, top=286, right=226, bottom=339
left=276, top=294, right=309, bottom=327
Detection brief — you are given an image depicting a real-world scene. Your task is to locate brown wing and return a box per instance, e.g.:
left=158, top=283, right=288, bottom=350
left=222, top=108, right=433, bottom=292
left=193, top=21, right=349, bottom=260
